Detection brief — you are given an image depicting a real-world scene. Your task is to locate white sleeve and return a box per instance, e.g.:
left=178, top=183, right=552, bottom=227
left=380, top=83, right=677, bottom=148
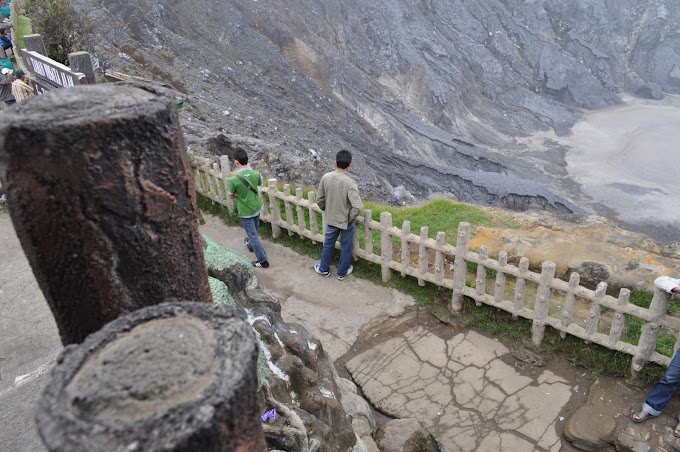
left=654, top=276, right=680, bottom=294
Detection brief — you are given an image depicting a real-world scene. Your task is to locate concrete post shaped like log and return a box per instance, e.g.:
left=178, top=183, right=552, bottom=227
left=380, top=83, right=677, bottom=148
left=0, top=83, right=212, bottom=345
left=35, top=302, right=267, bottom=452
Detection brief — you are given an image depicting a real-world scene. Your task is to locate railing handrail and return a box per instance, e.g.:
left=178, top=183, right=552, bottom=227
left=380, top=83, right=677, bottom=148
left=190, top=154, right=676, bottom=375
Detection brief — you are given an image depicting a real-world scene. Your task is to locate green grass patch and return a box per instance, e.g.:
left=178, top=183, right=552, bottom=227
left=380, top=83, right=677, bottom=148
left=15, top=11, right=33, bottom=51
left=363, top=198, right=515, bottom=243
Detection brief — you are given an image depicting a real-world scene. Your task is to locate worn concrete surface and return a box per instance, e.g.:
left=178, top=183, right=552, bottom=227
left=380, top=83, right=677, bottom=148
left=200, top=215, right=396, bottom=361
left=0, top=211, right=664, bottom=451
left=346, top=327, right=573, bottom=451
left=0, top=213, right=61, bottom=452
left=564, top=378, right=680, bottom=452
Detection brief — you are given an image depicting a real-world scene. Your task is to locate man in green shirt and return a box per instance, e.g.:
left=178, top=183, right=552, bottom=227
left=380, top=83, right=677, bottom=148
left=228, top=148, right=269, bottom=268
left=314, top=149, right=363, bottom=280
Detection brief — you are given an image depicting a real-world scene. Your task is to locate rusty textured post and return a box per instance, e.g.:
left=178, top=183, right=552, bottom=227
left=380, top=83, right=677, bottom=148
left=36, top=302, right=267, bottom=452
left=0, top=83, right=212, bottom=345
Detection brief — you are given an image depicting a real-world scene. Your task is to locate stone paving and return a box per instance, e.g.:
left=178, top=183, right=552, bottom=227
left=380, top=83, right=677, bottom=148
left=565, top=378, right=680, bottom=451
left=346, top=327, right=574, bottom=451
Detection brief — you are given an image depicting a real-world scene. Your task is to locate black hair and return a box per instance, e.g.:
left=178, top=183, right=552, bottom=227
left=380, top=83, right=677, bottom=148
left=0, top=28, right=6, bottom=35
left=336, top=149, right=352, bottom=170
left=234, top=148, right=248, bottom=165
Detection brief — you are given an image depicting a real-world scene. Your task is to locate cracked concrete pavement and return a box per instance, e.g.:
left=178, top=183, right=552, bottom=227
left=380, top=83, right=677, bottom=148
left=346, top=327, right=573, bottom=451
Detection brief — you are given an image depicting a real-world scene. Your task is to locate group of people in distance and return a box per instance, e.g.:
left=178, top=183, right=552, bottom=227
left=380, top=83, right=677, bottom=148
left=228, top=148, right=362, bottom=280
left=0, top=27, right=34, bottom=106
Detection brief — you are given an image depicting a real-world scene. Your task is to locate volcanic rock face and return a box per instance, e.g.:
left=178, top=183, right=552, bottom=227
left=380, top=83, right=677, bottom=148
left=203, top=235, right=357, bottom=452
left=79, top=0, right=679, bottom=235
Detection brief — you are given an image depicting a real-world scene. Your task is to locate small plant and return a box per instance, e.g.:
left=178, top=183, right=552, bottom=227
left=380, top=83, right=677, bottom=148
left=23, top=0, right=93, bottom=64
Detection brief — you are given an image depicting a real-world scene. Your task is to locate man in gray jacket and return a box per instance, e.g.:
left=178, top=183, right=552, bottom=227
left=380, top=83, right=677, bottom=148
left=314, top=149, right=363, bottom=280
left=0, top=67, right=15, bottom=106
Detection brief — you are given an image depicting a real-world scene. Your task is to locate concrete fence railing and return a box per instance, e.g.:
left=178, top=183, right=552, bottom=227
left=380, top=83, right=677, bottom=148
left=191, top=154, right=678, bottom=374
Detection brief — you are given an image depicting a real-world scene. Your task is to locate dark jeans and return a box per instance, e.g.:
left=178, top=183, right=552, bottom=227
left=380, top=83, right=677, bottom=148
left=318, top=222, right=355, bottom=277
left=241, top=215, right=267, bottom=264
left=644, top=347, right=680, bottom=418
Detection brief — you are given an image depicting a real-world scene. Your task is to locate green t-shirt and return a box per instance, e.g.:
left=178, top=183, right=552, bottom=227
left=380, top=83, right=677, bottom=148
left=228, top=169, right=263, bottom=217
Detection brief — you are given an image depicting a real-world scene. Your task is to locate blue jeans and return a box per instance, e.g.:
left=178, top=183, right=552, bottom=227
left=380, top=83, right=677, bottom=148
left=318, top=222, right=355, bottom=277
left=644, top=347, right=680, bottom=418
left=241, top=215, right=267, bottom=264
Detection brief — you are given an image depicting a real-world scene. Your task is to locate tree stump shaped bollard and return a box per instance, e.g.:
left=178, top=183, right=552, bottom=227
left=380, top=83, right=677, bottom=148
left=36, top=302, right=267, bottom=451
left=0, top=83, right=212, bottom=345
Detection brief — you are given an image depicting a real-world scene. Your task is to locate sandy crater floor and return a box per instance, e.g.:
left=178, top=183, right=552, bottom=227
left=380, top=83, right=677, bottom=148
left=560, top=95, right=680, bottom=241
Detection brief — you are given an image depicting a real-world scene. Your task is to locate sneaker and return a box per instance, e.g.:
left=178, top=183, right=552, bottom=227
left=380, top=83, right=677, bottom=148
left=252, top=261, right=269, bottom=268
left=244, top=237, right=253, bottom=252
left=337, top=265, right=353, bottom=281
left=314, top=263, right=330, bottom=277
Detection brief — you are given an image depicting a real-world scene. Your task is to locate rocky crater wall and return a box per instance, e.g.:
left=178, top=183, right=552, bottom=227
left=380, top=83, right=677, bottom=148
left=78, top=0, right=680, bottom=241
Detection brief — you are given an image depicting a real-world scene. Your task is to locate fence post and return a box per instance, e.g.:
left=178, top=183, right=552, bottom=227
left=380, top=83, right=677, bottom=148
left=609, top=288, right=630, bottom=347
left=23, top=33, right=48, bottom=56
left=513, top=257, right=529, bottom=318
left=560, top=272, right=580, bottom=338
left=283, top=184, right=294, bottom=236
left=632, top=287, right=671, bottom=375
left=434, top=232, right=446, bottom=286
left=352, top=218, right=359, bottom=260
left=380, top=212, right=393, bottom=283
left=585, top=282, right=606, bottom=339
left=68, top=51, right=96, bottom=84
left=418, top=226, right=428, bottom=287
left=308, top=191, right=319, bottom=238
left=267, top=178, right=281, bottom=238
left=364, top=210, right=373, bottom=257
left=475, top=246, right=487, bottom=304
left=451, top=222, right=471, bottom=312
left=210, top=163, right=221, bottom=201
left=219, top=155, right=235, bottom=214
left=532, top=261, right=556, bottom=347
left=295, top=188, right=306, bottom=239
left=401, top=221, right=411, bottom=277
left=494, top=251, right=507, bottom=305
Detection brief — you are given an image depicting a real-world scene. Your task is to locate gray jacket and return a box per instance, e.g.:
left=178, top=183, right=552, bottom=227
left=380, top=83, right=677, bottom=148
left=0, top=73, right=14, bottom=103
left=316, top=169, right=363, bottom=229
